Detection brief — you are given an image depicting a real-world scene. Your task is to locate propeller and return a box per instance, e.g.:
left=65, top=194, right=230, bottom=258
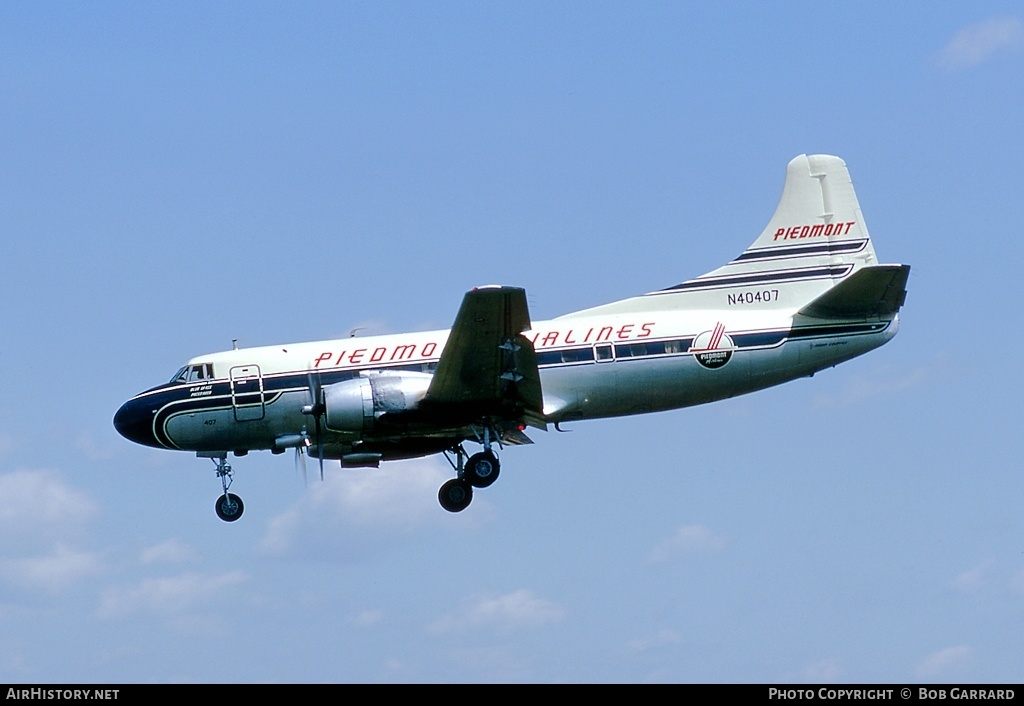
left=302, top=369, right=326, bottom=480
left=293, top=438, right=310, bottom=486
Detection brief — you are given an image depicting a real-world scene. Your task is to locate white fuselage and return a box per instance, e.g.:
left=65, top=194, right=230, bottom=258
left=117, top=306, right=897, bottom=459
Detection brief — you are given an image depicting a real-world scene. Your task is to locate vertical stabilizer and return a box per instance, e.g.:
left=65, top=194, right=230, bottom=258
left=733, top=154, right=878, bottom=266
left=668, top=154, right=880, bottom=307
left=561, top=154, right=883, bottom=318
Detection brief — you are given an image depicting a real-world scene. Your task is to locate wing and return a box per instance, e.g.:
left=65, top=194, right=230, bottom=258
left=421, top=286, right=545, bottom=430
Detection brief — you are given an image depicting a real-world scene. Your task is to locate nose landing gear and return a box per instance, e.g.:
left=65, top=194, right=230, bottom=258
left=211, top=455, right=244, bottom=522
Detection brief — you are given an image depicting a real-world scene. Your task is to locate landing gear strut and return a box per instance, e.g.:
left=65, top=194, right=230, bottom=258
left=211, top=455, right=244, bottom=522
left=438, top=425, right=502, bottom=513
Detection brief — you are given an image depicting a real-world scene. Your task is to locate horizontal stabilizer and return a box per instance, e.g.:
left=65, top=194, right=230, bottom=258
left=500, top=426, right=535, bottom=445
left=797, top=264, right=910, bottom=319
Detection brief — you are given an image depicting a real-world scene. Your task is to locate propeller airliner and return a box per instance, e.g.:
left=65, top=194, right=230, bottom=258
left=114, top=155, right=910, bottom=521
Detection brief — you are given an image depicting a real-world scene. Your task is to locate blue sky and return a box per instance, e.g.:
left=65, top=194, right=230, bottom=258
left=1, top=2, right=1022, bottom=684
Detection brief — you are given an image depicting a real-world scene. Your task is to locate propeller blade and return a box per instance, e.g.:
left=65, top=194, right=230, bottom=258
left=294, top=446, right=308, bottom=486
left=315, top=415, right=325, bottom=480
left=305, top=368, right=326, bottom=481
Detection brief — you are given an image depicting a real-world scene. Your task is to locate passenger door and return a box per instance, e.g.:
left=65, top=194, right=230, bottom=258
left=229, top=365, right=265, bottom=421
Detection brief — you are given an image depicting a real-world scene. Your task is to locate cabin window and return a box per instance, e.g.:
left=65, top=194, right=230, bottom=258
left=560, top=347, right=595, bottom=363
left=536, top=350, right=562, bottom=366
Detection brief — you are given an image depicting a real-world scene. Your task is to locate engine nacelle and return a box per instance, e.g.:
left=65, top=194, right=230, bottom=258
left=323, top=371, right=432, bottom=434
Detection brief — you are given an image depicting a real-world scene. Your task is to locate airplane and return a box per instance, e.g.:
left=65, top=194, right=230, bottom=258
left=114, top=154, right=910, bottom=521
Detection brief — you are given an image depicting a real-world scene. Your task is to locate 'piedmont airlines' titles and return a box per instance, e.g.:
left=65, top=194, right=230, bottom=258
left=310, top=321, right=658, bottom=369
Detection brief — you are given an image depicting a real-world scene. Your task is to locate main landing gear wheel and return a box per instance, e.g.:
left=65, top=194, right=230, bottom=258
left=438, top=478, right=473, bottom=513
left=215, top=493, right=244, bottom=522
left=465, top=450, right=500, bottom=488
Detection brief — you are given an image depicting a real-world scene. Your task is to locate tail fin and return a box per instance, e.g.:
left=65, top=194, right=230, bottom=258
left=659, top=154, right=882, bottom=309
left=732, top=153, right=878, bottom=269
left=562, top=154, right=893, bottom=318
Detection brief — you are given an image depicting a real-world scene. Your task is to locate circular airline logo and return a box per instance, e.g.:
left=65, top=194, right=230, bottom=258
left=689, top=322, right=735, bottom=369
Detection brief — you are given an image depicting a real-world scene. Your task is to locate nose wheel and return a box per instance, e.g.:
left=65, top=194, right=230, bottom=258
left=211, top=455, right=245, bottom=522
left=215, top=492, right=244, bottom=522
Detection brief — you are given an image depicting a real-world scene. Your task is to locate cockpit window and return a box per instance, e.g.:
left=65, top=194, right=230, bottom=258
left=172, top=363, right=214, bottom=384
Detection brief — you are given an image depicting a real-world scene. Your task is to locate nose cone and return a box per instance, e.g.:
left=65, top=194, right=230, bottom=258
left=113, top=397, right=161, bottom=448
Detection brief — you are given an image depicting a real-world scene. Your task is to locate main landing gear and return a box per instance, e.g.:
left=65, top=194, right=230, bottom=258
left=211, top=455, right=244, bottom=522
left=438, top=430, right=502, bottom=513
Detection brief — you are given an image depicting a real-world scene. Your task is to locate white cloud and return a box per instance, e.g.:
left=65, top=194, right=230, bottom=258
left=74, top=431, right=119, bottom=461
left=0, top=470, right=102, bottom=593
left=139, top=539, right=200, bottom=565
left=352, top=609, right=385, bottom=627
left=0, top=469, right=99, bottom=546
left=0, top=544, right=103, bottom=592
left=812, top=362, right=931, bottom=410
left=916, top=644, right=972, bottom=678
left=801, top=658, right=844, bottom=682
left=951, top=558, right=994, bottom=593
left=429, top=589, right=566, bottom=635
left=940, top=16, right=1024, bottom=69
left=647, top=524, right=727, bottom=563
left=259, top=457, right=477, bottom=556
left=625, top=628, right=681, bottom=654
left=96, top=570, right=248, bottom=619
left=1010, top=567, right=1024, bottom=596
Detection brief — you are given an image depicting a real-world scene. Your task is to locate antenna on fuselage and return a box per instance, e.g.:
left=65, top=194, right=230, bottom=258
left=349, top=328, right=365, bottom=338
left=232, top=339, right=238, bottom=350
